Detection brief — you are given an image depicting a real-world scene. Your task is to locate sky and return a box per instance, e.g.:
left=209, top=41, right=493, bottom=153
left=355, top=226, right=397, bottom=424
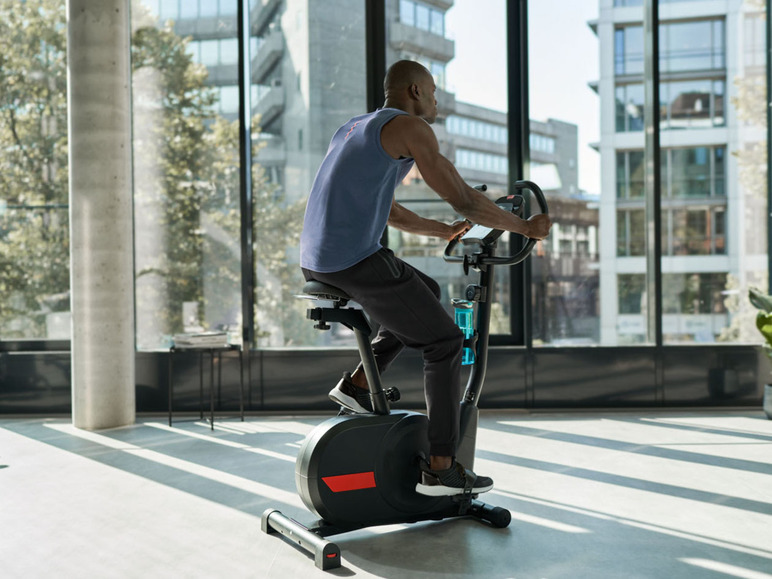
left=445, top=0, right=602, bottom=195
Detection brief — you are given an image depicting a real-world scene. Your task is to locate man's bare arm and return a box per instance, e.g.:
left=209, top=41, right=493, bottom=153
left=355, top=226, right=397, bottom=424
left=381, top=115, right=551, bottom=240
left=388, top=199, right=469, bottom=241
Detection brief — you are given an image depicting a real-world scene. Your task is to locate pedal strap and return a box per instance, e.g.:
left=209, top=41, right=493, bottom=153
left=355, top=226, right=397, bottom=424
left=462, top=465, right=476, bottom=497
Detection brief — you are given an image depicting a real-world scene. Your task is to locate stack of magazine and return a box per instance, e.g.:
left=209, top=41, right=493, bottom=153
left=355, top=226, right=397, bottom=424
left=172, top=331, right=229, bottom=349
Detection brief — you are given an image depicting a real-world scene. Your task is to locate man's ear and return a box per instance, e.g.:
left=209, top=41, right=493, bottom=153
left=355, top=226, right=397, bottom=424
left=410, top=83, right=419, bottom=99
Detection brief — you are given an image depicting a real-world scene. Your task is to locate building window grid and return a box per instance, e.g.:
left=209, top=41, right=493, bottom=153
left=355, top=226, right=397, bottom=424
left=664, top=146, right=726, bottom=199
left=531, top=133, right=556, bottom=155
left=616, top=205, right=726, bottom=258
left=660, top=19, right=725, bottom=73
left=187, top=37, right=239, bottom=68
left=615, top=19, right=726, bottom=77
left=615, top=83, right=644, bottom=132
left=667, top=205, right=727, bottom=256
left=155, top=0, right=237, bottom=20
left=617, top=79, right=726, bottom=132
left=616, top=150, right=645, bottom=200
left=617, top=146, right=725, bottom=200
left=614, top=0, right=706, bottom=5
left=400, top=0, right=445, bottom=36
left=617, top=144, right=726, bottom=257
left=619, top=272, right=728, bottom=317
left=456, top=148, right=508, bottom=175
left=446, top=115, right=507, bottom=145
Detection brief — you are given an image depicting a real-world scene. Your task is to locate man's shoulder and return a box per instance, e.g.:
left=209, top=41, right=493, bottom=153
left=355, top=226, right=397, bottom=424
left=381, top=113, right=435, bottom=160
left=382, top=112, right=430, bottom=134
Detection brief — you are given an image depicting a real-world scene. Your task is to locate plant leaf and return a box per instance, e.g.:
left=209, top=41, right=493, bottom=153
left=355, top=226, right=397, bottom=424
left=749, top=287, right=772, bottom=313
left=756, top=312, right=772, bottom=346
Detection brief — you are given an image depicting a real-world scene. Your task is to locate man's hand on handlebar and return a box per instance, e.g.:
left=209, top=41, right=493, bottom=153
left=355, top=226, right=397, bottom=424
left=446, top=219, right=472, bottom=241
left=524, top=214, right=552, bottom=240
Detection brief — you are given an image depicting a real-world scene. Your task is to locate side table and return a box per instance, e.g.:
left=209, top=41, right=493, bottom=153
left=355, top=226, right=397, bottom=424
left=168, top=344, right=244, bottom=430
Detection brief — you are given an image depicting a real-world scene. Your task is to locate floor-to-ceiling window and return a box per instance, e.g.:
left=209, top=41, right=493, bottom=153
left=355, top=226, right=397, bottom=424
left=659, top=15, right=730, bottom=344
left=249, top=1, right=367, bottom=348
left=0, top=0, right=767, bottom=414
left=131, top=0, right=242, bottom=350
left=529, top=0, right=766, bottom=348
left=385, top=0, right=512, bottom=334
left=0, top=1, right=70, bottom=342
left=528, top=1, right=602, bottom=345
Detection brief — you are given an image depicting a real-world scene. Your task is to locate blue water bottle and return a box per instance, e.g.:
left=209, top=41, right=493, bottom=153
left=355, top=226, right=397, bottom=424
left=452, top=298, right=475, bottom=365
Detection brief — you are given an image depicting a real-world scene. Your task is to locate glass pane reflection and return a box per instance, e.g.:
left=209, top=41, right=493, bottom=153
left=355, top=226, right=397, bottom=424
left=132, top=1, right=242, bottom=349
left=529, top=1, right=601, bottom=345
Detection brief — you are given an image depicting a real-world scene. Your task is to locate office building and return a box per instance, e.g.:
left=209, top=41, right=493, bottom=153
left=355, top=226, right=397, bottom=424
left=591, top=0, right=766, bottom=344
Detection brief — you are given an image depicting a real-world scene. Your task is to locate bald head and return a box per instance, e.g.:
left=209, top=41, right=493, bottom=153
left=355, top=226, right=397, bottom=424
left=384, top=60, right=433, bottom=95
left=382, top=60, right=438, bottom=123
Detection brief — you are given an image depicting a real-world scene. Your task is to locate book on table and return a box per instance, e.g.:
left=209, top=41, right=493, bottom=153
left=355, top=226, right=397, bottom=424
left=172, top=331, right=229, bottom=348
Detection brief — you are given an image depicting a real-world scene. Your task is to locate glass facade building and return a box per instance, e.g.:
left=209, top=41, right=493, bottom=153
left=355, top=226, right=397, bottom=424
left=594, top=0, right=766, bottom=345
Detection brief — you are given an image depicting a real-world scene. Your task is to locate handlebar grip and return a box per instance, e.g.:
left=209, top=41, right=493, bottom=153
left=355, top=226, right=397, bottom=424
left=444, top=236, right=464, bottom=262
left=514, top=180, right=548, bottom=215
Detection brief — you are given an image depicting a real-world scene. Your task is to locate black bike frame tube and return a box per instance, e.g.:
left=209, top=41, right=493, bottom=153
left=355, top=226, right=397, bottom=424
left=262, top=510, right=341, bottom=571
left=353, top=327, right=389, bottom=415
left=463, top=263, right=494, bottom=406
left=458, top=259, right=493, bottom=467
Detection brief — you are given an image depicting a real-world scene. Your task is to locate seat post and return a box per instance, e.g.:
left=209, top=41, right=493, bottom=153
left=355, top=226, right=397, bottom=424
left=352, top=327, right=389, bottom=415
left=301, top=280, right=390, bottom=415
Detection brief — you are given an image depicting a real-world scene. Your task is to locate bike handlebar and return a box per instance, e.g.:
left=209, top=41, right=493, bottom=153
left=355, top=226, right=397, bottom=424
left=444, top=180, right=549, bottom=267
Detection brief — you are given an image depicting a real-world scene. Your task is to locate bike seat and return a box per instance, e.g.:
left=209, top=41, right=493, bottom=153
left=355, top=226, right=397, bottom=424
left=300, top=280, right=351, bottom=305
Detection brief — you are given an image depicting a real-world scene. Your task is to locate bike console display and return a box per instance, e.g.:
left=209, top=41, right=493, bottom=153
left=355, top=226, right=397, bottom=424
left=460, top=195, right=525, bottom=246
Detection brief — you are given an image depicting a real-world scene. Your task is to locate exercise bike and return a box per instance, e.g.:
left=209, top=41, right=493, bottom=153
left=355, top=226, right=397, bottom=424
left=261, top=180, right=548, bottom=570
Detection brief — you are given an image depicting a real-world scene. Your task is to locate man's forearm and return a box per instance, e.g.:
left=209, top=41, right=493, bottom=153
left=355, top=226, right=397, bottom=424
left=388, top=201, right=453, bottom=238
left=453, top=187, right=532, bottom=236
left=419, top=155, right=533, bottom=237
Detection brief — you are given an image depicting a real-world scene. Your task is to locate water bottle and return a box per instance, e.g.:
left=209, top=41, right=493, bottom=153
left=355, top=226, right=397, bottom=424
left=452, top=298, right=475, bottom=365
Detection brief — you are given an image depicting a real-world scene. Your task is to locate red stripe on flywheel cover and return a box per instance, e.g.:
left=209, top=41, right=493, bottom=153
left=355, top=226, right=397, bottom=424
left=322, top=471, right=376, bottom=492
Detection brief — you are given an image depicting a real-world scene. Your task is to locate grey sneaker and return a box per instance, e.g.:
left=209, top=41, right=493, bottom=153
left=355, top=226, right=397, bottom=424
left=415, top=459, right=494, bottom=497
left=329, top=372, right=372, bottom=413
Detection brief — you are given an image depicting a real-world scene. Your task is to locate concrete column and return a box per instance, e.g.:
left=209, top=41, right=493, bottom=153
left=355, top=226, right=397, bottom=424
left=67, top=0, right=135, bottom=430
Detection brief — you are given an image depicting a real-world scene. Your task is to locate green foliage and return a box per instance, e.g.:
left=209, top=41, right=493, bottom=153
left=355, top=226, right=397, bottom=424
left=749, top=287, right=772, bottom=366
left=131, top=20, right=224, bottom=336
left=0, top=0, right=69, bottom=337
left=0, top=0, right=307, bottom=346
left=131, top=14, right=306, bottom=345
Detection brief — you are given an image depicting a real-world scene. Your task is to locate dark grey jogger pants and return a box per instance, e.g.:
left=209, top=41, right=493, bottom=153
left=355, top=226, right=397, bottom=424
left=303, top=247, right=464, bottom=457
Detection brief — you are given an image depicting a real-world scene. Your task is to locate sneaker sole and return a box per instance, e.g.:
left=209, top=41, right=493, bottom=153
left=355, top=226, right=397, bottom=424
left=415, top=482, right=494, bottom=497
left=328, top=388, right=370, bottom=414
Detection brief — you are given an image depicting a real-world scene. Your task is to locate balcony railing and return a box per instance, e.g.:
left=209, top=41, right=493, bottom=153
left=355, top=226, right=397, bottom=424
left=253, top=84, right=285, bottom=128
left=250, top=0, right=282, bottom=36
left=252, top=28, right=283, bottom=84
left=389, top=20, right=455, bottom=62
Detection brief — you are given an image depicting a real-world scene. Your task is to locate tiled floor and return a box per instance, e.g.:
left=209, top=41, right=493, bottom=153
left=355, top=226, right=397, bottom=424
left=1, top=410, right=771, bottom=578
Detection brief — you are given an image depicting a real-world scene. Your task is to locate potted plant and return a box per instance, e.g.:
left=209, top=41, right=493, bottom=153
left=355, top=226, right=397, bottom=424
left=748, top=287, right=772, bottom=419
